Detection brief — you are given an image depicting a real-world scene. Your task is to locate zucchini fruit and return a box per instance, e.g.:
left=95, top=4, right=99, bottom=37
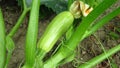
left=37, top=11, right=74, bottom=53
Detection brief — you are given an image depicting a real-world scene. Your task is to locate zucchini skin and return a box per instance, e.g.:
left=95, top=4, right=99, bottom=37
left=38, top=11, right=74, bottom=52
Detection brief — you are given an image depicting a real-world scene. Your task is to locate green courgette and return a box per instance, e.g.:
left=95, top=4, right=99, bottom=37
left=37, top=11, right=74, bottom=53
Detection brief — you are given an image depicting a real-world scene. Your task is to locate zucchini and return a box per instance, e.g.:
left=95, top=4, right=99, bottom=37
left=37, top=11, right=74, bottom=52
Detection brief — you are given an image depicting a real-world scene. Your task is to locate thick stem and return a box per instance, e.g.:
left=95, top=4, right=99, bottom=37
left=44, top=51, right=65, bottom=68
left=35, top=49, right=46, bottom=68
left=82, top=7, right=120, bottom=40
left=24, top=0, right=40, bottom=67
left=0, top=8, right=6, bottom=68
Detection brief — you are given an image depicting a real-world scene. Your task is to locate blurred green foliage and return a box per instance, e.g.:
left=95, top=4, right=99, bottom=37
left=17, top=0, right=67, bottom=13
left=16, top=0, right=103, bottom=13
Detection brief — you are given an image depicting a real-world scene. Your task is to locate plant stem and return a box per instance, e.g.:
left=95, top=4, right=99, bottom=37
left=24, top=0, right=40, bottom=67
left=0, top=8, right=6, bottom=68
left=35, top=49, right=46, bottom=67
left=4, top=52, right=12, bottom=68
left=5, top=9, right=29, bottom=68
left=7, top=9, right=29, bottom=37
left=82, top=7, right=120, bottom=40
left=44, top=51, right=65, bottom=68
left=78, top=44, right=120, bottom=68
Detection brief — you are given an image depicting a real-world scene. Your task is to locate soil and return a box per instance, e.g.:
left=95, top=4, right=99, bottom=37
left=0, top=0, right=120, bottom=68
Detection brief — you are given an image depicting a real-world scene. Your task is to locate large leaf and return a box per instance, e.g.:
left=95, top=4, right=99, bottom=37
left=41, top=0, right=68, bottom=13
left=17, top=0, right=104, bottom=13
left=17, top=0, right=67, bottom=13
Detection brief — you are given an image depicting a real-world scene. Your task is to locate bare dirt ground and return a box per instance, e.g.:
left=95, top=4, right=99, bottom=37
left=0, top=0, right=120, bottom=68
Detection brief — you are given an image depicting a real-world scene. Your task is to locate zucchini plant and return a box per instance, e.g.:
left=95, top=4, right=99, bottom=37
left=0, top=0, right=120, bottom=68
left=42, top=0, right=120, bottom=68
left=36, top=1, right=94, bottom=67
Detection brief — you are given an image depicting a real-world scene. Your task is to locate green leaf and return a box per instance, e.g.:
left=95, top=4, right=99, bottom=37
left=5, top=36, right=15, bottom=68
left=18, top=0, right=103, bottom=13
left=17, top=0, right=68, bottom=13
left=6, top=36, right=15, bottom=52
left=41, top=0, right=68, bottom=13
left=17, top=0, right=104, bottom=14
